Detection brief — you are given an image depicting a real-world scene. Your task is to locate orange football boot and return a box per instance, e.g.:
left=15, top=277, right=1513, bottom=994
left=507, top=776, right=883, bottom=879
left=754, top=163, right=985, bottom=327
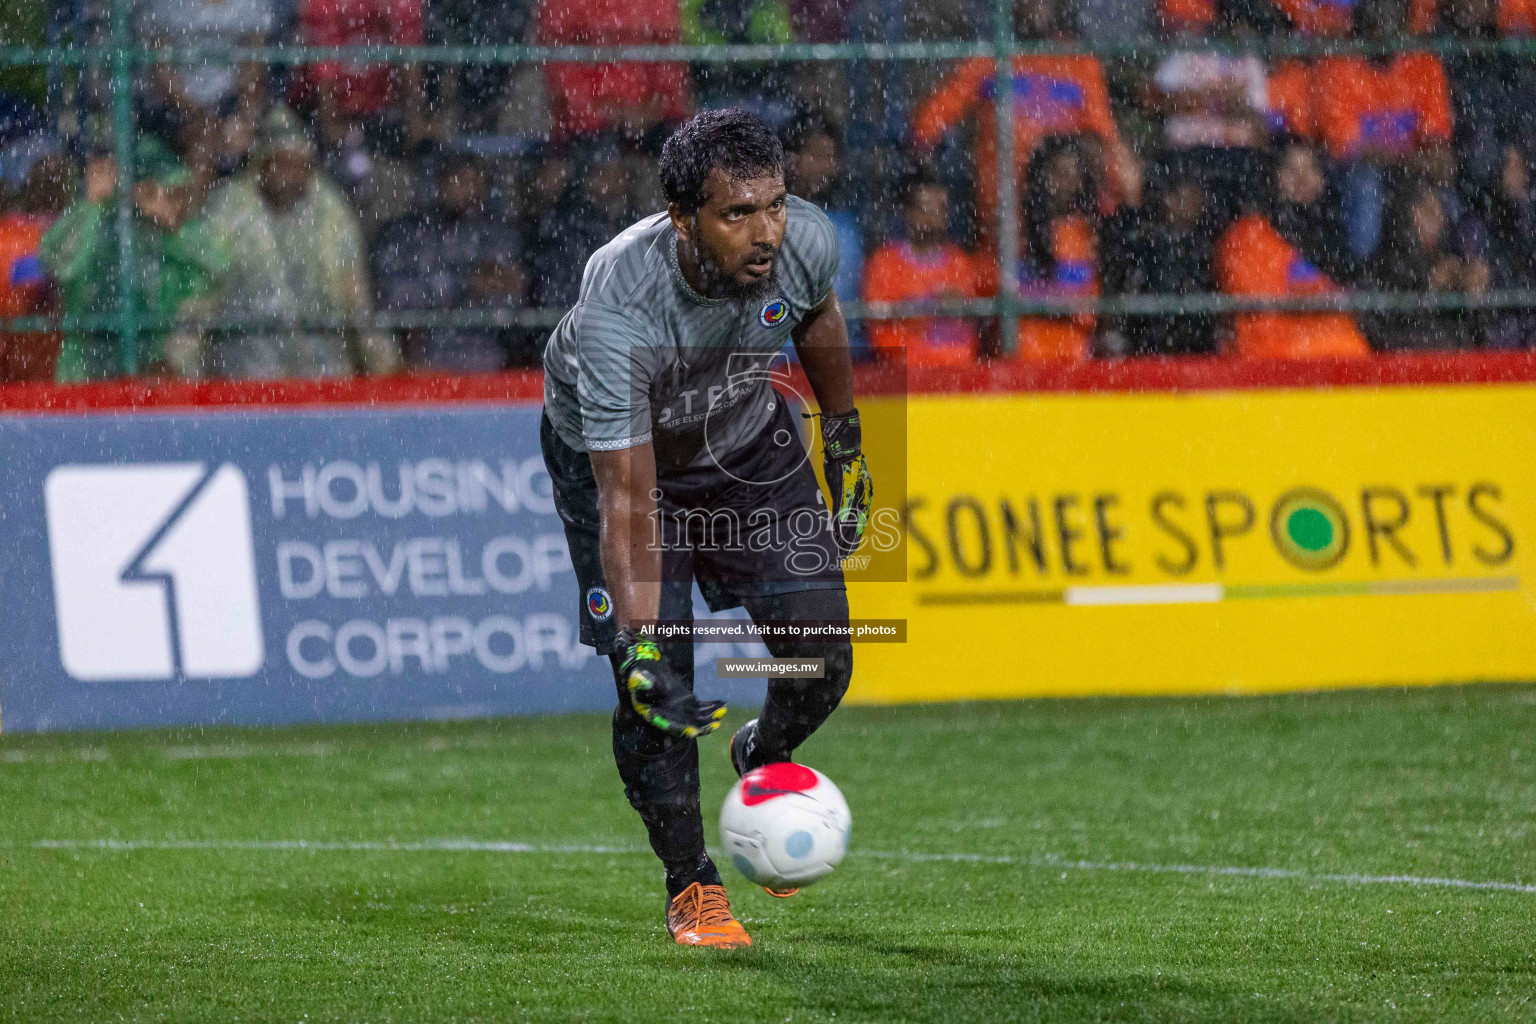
left=763, top=884, right=799, bottom=898
left=666, top=883, right=752, bottom=948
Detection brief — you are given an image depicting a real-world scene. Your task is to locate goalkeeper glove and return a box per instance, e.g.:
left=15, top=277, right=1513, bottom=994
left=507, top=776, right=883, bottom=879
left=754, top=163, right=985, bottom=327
left=820, top=408, right=873, bottom=556
left=616, top=628, right=727, bottom=739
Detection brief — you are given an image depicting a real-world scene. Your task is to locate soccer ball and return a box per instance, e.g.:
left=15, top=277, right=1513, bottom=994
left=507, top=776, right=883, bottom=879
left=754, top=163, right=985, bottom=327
left=719, top=763, right=851, bottom=890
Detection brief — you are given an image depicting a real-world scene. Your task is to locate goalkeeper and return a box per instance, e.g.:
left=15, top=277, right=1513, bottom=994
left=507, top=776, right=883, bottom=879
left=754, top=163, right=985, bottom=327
left=539, top=108, right=872, bottom=949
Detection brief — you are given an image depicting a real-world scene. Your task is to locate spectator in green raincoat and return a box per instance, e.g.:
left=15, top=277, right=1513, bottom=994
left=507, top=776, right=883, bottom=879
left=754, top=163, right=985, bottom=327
left=189, top=106, right=400, bottom=379
left=40, top=137, right=228, bottom=382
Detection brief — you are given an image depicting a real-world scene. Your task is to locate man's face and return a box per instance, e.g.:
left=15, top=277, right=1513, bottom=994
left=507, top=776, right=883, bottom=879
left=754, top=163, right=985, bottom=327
left=440, top=163, right=487, bottom=217
left=1015, top=0, right=1060, bottom=37
left=1449, top=0, right=1498, bottom=31
left=1163, top=179, right=1204, bottom=231
left=1502, top=145, right=1529, bottom=200
left=1410, top=189, right=1446, bottom=250
left=789, top=132, right=839, bottom=200
left=1277, top=146, right=1325, bottom=206
left=584, top=156, right=630, bottom=215
left=1040, top=149, right=1084, bottom=209
left=672, top=168, right=788, bottom=301
left=257, top=148, right=313, bottom=212
left=904, top=183, right=950, bottom=246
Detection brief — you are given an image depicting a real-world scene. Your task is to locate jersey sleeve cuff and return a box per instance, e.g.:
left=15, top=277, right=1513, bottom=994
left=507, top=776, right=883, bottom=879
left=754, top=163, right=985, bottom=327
left=584, top=432, right=654, bottom=452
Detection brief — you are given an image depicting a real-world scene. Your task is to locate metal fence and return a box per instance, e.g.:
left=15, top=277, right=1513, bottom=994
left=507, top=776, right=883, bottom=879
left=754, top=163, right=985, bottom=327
left=8, top=0, right=1536, bottom=375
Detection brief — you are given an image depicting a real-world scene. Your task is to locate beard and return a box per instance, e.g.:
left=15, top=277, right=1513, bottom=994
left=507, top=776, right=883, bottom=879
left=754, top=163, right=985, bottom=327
left=691, top=238, right=781, bottom=303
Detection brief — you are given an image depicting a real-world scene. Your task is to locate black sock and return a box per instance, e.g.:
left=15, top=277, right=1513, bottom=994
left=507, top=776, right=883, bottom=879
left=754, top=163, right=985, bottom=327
left=610, top=655, right=715, bottom=899
left=744, top=589, right=854, bottom=761
left=613, top=705, right=708, bottom=866
left=755, top=666, right=849, bottom=761
left=664, top=853, right=723, bottom=900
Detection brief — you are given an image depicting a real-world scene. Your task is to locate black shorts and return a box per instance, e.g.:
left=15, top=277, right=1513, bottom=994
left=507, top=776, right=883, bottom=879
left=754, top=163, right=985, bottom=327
left=541, top=397, right=846, bottom=655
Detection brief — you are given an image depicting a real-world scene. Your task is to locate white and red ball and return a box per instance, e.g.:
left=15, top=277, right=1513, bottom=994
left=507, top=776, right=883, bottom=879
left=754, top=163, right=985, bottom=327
left=720, top=763, right=851, bottom=890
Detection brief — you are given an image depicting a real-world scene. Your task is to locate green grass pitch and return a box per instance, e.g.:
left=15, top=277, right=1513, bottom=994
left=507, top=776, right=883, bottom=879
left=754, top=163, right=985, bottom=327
left=2, top=685, right=1534, bottom=1022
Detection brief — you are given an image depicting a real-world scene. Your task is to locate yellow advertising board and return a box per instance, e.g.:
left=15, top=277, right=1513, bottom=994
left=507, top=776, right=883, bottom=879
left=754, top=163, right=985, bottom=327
left=845, top=383, right=1536, bottom=702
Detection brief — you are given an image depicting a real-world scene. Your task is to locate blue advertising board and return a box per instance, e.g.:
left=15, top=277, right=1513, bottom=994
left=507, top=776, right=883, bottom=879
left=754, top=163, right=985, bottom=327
left=0, top=404, right=767, bottom=733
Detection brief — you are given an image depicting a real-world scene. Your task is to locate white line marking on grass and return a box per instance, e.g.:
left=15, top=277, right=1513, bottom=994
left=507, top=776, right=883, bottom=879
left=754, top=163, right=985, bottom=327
left=27, top=839, right=1536, bottom=895
left=861, top=850, right=1536, bottom=895
left=161, top=743, right=340, bottom=761
left=2, top=747, right=113, bottom=764
left=31, top=839, right=638, bottom=855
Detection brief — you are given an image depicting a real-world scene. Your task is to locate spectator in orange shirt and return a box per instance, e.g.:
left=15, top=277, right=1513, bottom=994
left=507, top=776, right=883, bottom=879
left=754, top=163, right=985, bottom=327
left=978, top=136, right=1101, bottom=361
left=862, top=171, right=981, bottom=369
left=1270, top=0, right=1356, bottom=35
left=1216, top=149, right=1371, bottom=360
left=1315, top=0, right=1454, bottom=260
left=1314, top=53, right=1451, bottom=166
left=1266, top=59, right=1315, bottom=140
left=0, top=142, right=67, bottom=381
left=910, top=0, right=1137, bottom=246
left=1157, top=0, right=1217, bottom=33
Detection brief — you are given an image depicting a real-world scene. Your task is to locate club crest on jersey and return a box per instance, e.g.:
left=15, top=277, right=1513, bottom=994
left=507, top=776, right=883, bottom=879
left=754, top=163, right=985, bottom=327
left=586, top=587, right=613, bottom=621
left=759, top=298, right=789, bottom=328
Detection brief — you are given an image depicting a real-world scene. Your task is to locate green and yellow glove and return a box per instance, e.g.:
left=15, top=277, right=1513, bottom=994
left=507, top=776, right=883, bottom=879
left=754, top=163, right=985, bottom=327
left=821, top=409, right=874, bottom=556
left=617, top=629, right=727, bottom=739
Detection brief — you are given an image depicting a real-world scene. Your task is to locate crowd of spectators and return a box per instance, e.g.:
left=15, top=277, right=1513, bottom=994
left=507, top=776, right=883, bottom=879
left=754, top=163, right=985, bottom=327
left=0, top=0, right=1534, bottom=381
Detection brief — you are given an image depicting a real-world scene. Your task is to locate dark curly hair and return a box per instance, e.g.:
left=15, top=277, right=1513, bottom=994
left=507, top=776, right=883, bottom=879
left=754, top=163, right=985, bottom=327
left=1022, top=134, right=1100, bottom=279
left=659, top=107, right=785, bottom=215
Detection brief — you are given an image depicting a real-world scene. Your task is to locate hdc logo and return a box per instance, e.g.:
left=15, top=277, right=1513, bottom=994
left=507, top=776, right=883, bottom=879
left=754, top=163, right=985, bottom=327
left=44, top=463, right=264, bottom=681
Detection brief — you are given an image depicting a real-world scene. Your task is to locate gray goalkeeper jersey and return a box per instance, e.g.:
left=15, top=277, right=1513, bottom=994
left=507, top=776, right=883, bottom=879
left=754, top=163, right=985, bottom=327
left=542, top=195, right=839, bottom=470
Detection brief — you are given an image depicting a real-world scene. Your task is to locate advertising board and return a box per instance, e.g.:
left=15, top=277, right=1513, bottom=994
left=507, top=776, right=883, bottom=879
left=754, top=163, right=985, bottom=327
left=849, top=382, right=1536, bottom=701
left=0, top=403, right=766, bottom=732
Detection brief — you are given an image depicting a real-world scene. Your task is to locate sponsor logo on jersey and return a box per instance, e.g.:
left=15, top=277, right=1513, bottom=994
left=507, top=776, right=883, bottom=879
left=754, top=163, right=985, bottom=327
left=759, top=298, right=789, bottom=328
left=586, top=586, right=613, bottom=621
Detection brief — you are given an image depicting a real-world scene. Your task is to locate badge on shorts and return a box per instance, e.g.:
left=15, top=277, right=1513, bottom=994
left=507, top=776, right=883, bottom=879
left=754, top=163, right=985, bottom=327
left=586, top=586, right=613, bottom=621
left=759, top=298, right=788, bottom=328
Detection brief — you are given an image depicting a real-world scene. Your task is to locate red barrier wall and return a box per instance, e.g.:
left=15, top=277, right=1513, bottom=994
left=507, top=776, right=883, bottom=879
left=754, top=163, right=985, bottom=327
left=3, top=352, right=1536, bottom=415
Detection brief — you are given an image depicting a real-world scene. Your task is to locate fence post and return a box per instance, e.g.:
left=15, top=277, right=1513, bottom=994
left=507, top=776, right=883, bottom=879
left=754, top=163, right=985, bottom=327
left=109, top=0, right=138, bottom=377
left=992, top=0, right=1019, bottom=356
